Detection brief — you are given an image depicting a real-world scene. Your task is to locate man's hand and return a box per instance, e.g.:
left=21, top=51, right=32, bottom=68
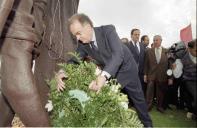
left=89, top=80, right=100, bottom=91
left=144, top=75, right=147, bottom=83
left=55, top=69, right=68, bottom=92
left=96, top=75, right=106, bottom=93
left=172, top=63, right=176, bottom=70
left=168, top=79, right=173, bottom=85
left=89, top=75, right=106, bottom=93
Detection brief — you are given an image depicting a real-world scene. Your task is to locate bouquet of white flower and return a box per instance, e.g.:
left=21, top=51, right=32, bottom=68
left=47, top=54, right=143, bottom=127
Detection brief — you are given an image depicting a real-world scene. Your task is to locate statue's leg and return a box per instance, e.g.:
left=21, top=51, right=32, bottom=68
left=0, top=91, right=14, bottom=127
left=1, top=38, right=49, bottom=126
left=0, top=40, right=14, bottom=127
left=0, top=0, right=14, bottom=35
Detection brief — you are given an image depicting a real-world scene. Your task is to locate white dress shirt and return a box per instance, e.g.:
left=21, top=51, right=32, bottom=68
left=172, top=53, right=196, bottom=78
left=172, top=59, right=183, bottom=78
left=155, top=46, right=162, bottom=63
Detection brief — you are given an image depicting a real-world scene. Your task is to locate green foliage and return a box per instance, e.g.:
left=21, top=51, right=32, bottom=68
left=48, top=55, right=143, bottom=127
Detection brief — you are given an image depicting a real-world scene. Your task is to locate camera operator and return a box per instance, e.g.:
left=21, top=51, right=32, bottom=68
left=172, top=39, right=196, bottom=120
left=163, top=41, right=186, bottom=110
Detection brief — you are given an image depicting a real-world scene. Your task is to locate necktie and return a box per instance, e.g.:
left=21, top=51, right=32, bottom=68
left=134, top=43, right=139, bottom=55
left=90, top=41, right=98, bottom=51
left=155, top=48, right=161, bottom=63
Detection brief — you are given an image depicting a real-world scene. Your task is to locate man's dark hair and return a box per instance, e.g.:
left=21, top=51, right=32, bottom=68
left=141, top=35, right=148, bottom=42
left=121, top=38, right=129, bottom=43
left=68, top=13, right=93, bottom=28
left=130, top=28, right=140, bottom=35
left=188, top=39, right=197, bottom=49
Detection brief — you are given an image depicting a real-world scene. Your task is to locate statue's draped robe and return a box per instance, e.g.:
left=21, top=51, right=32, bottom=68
left=34, top=0, right=79, bottom=106
left=0, top=0, right=49, bottom=126
left=0, top=0, right=79, bottom=126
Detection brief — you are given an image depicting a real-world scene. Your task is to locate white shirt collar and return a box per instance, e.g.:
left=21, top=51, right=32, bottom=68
left=131, top=39, right=139, bottom=46
left=91, top=29, right=98, bottom=47
left=155, top=46, right=162, bottom=49
left=91, top=29, right=96, bottom=42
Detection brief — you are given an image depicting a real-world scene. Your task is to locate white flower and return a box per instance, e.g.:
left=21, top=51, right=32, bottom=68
left=119, top=101, right=129, bottom=109
left=118, top=94, right=128, bottom=102
left=116, top=83, right=121, bottom=89
left=45, top=100, right=53, bottom=112
left=110, top=85, right=119, bottom=93
left=95, top=67, right=102, bottom=76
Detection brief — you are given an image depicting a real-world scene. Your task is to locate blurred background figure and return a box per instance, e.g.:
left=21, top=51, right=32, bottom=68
left=141, top=35, right=150, bottom=49
left=121, top=37, right=129, bottom=44
left=151, top=43, right=154, bottom=48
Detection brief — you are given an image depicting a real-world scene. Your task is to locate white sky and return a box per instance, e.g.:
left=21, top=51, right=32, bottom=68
left=78, top=0, right=196, bottom=48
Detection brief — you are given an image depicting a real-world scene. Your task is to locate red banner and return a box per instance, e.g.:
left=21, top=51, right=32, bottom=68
left=180, top=24, right=193, bottom=45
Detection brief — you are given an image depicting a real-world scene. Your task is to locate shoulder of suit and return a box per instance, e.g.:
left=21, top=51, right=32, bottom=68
left=78, top=41, right=89, bottom=47
left=162, top=47, right=168, bottom=51
left=140, top=42, right=145, bottom=47
left=148, top=47, right=154, bottom=52
left=98, top=24, right=116, bottom=33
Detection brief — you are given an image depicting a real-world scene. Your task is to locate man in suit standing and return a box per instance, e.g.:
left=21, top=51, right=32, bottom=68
left=144, top=35, right=172, bottom=113
left=125, top=29, right=146, bottom=94
left=141, top=35, right=150, bottom=49
left=56, top=13, right=152, bottom=127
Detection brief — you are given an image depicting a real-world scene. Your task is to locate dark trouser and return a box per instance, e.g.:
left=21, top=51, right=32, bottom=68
left=0, top=38, right=49, bottom=126
left=122, top=80, right=152, bottom=127
left=184, top=80, right=197, bottom=115
left=163, top=78, right=184, bottom=109
left=139, top=73, right=146, bottom=96
left=146, top=80, right=167, bottom=109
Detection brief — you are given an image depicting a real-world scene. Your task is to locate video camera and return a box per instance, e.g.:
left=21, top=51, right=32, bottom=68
left=166, top=41, right=187, bottom=76
left=167, top=41, right=187, bottom=64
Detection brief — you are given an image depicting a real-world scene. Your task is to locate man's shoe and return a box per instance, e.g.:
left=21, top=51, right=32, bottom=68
left=148, top=106, right=152, bottom=112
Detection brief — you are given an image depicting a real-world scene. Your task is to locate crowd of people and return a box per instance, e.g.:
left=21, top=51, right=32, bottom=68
left=121, top=31, right=196, bottom=120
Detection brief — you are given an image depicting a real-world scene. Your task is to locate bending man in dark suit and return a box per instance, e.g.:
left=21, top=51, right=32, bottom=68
left=56, top=13, right=152, bottom=127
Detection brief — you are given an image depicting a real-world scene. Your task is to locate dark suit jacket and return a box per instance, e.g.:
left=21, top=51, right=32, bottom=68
left=144, top=47, right=169, bottom=82
left=75, top=25, right=140, bottom=87
left=125, top=41, right=145, bottom=75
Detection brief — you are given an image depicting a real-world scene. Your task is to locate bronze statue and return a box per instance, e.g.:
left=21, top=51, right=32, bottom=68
left=34, top=0, right=79, bottom=106
left=0, top=0, right=78, bottom=126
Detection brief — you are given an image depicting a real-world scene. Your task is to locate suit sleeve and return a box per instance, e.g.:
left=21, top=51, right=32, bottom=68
left=103, top=25, right=124, bottom=77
